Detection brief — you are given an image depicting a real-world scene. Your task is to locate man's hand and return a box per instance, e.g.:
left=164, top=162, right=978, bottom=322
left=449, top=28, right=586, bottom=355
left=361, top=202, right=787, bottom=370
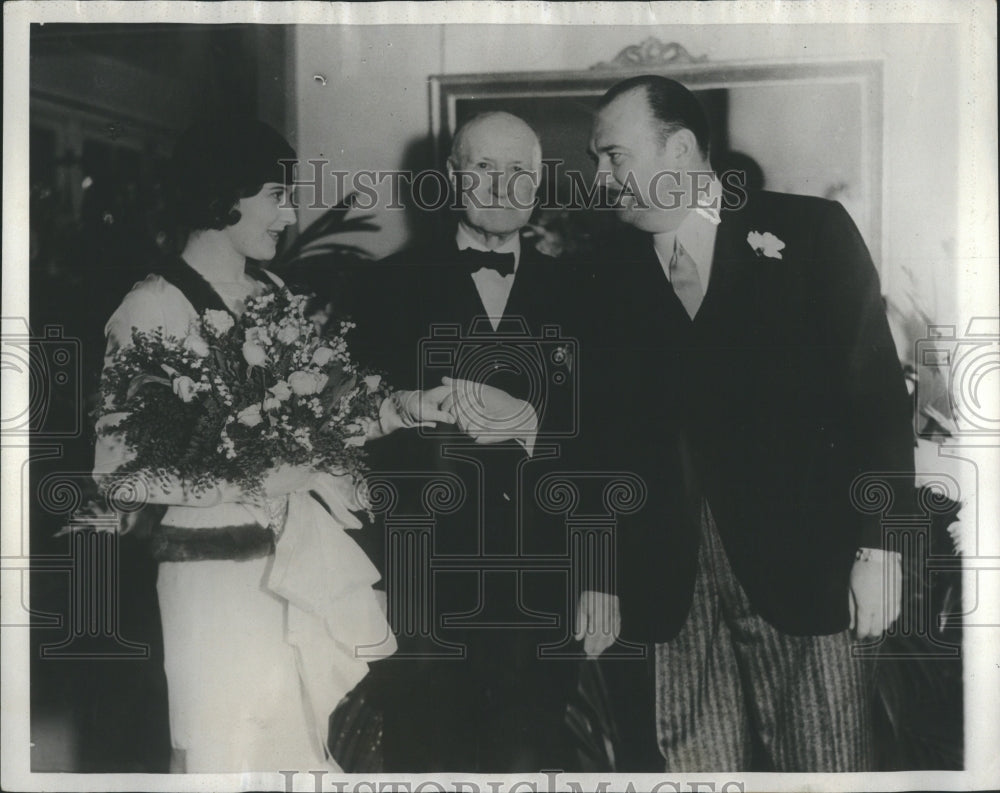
left=849, top=548, right=902, bottom=639
left=574, top=590, right=621, bottom=658
left=396, top=385, right=456, bottom=427
left=377, top=386, right=456, bottom=437
left=440, top=376, right=538, bottom=445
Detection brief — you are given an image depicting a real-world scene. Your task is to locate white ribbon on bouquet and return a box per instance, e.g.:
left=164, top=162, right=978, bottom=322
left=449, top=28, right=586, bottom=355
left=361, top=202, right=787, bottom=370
left=265, top=473, right=397, bottom=760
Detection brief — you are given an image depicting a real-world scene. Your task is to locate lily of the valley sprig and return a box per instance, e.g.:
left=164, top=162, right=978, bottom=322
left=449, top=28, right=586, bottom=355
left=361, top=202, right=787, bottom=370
left=747, top=230, right=785, bottom=259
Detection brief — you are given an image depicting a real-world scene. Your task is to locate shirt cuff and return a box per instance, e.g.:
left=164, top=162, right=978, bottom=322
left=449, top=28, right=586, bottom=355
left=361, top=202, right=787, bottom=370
left=857, top=547, right=902, bottom=563
left=514, top=403, right=539, bottom=457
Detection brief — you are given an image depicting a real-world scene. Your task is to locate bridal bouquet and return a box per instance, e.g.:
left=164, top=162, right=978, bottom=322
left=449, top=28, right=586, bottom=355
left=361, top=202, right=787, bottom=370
left=96, top=288, right=392, bottom=498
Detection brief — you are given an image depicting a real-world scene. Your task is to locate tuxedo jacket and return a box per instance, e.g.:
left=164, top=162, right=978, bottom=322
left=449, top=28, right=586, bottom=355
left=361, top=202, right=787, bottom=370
left=584, top=191, right=915, bottom=642
left=348, top=233, right=585, bottom=628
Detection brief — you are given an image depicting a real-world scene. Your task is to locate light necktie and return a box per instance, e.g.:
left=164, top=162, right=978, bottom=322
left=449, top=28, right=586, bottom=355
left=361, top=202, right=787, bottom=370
left=669, top=238, right=704, bottom=319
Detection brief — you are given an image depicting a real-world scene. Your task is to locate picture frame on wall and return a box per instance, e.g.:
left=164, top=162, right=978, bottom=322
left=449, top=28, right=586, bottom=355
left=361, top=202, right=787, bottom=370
left=433, top=49, right=883, bottom=270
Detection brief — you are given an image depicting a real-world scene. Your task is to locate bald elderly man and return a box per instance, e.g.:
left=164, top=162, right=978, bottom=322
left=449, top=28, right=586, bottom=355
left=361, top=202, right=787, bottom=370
left=351, top=112, right=584, bottom=772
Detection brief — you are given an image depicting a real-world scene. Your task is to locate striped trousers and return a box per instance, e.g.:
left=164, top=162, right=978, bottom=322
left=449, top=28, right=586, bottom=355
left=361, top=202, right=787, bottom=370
left=654, top=502, right=874, bottom=772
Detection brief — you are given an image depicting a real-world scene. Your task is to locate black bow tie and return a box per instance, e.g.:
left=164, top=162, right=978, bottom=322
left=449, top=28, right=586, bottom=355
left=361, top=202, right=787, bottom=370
left=457, top=248, right=516, bottom=277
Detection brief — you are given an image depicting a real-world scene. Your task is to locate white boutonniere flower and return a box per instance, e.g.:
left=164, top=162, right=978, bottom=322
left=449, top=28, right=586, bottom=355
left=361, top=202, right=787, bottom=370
left=747, top=230, right=785, bottom=259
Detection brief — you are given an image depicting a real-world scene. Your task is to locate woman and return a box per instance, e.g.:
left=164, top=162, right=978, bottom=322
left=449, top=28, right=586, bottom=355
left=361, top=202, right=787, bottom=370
left=93, top=118, right=451, bottom=772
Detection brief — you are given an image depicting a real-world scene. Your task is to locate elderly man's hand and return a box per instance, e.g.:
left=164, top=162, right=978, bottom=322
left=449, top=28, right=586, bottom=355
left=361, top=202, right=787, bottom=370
left=395, top=386, right=456, bottom=428
left=373, top=386, right=456, bottom=439
left=440, top=376, right=538, bottom=445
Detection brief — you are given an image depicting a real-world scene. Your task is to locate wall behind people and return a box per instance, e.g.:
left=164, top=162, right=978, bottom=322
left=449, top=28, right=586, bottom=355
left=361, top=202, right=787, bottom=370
left=291, top=23, right=963, bottom=359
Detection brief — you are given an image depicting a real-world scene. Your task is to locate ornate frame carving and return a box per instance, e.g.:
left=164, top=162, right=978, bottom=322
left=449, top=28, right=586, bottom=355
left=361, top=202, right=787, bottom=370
left=430, top=48, right=883, bottom=266
left=590, top=37, right=708, bottom=70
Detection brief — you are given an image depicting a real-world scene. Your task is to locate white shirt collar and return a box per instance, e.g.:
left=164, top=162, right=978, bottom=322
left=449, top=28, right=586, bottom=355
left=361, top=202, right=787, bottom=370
left=652, top=176, right=722, bottom=288
left=455, top=223, right=521, bottom=270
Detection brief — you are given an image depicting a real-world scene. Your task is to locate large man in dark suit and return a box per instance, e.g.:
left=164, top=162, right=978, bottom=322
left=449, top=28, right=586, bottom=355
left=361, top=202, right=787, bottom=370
left=579, top=76, right=915, bottom=771
left=352, top=112, right=582, bottom=771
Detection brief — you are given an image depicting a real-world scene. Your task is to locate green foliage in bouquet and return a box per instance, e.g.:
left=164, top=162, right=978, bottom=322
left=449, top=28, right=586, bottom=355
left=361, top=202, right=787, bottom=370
left=96, top=286, right=391, bottom=498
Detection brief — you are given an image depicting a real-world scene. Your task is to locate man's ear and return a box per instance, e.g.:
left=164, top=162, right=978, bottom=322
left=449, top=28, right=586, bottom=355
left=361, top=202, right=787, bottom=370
left=665, top=128, right=700, bottom=166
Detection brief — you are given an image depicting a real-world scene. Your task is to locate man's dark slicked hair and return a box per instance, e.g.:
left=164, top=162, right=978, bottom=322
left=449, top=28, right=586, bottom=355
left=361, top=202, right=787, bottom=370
left=599, top=75, right=711, bottom=159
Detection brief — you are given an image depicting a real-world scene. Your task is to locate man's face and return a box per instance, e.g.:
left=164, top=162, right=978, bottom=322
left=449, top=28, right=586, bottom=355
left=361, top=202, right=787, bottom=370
left=590, top=89, right=687, bottom=233
left=449, top=116, right=539, bottom=238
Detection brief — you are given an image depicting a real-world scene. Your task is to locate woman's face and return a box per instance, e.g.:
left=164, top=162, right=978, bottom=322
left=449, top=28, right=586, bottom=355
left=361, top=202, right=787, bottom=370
left=224, top=182, right=296, bottom=261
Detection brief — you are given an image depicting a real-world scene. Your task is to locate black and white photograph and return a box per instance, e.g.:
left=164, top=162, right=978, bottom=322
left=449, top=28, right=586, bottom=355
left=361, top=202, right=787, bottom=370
left=2, top=2, right=998, bottom=792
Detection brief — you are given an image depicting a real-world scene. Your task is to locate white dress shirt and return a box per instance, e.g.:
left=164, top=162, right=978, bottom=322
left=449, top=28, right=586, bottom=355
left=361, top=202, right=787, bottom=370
left=456, top=222, right=520, bottom=331
left=453, top=223, right=536, bottom=455
left=652, top=177, right=722, bottom=291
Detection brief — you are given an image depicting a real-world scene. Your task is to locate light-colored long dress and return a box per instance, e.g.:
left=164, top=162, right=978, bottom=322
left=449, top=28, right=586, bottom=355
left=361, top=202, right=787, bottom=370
left=94, top=270, right=394, bottom=772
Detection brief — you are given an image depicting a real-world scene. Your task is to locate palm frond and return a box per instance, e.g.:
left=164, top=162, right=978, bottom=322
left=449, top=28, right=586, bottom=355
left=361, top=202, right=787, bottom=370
left=272, top=193, right=379, bottom=271
left=293, top=243, right=373, bottom=260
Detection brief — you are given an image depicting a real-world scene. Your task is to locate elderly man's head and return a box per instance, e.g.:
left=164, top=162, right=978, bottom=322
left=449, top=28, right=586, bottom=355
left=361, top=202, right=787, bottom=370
left=447, top=112, right=541, bottom=240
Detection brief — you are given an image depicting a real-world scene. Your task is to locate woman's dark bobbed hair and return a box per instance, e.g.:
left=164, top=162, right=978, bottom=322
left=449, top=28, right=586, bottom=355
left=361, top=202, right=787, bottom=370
left=169, top=118, right=297, bottom=232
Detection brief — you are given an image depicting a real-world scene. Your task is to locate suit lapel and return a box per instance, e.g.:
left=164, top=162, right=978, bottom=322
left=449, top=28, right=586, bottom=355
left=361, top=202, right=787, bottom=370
left=695, top=206, right=755, bottom=327
left=428, top=243, right=489, bottom=326
left=503, top=244, right=546, bottom=327
left=632, top=236, right=692, bottom=328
